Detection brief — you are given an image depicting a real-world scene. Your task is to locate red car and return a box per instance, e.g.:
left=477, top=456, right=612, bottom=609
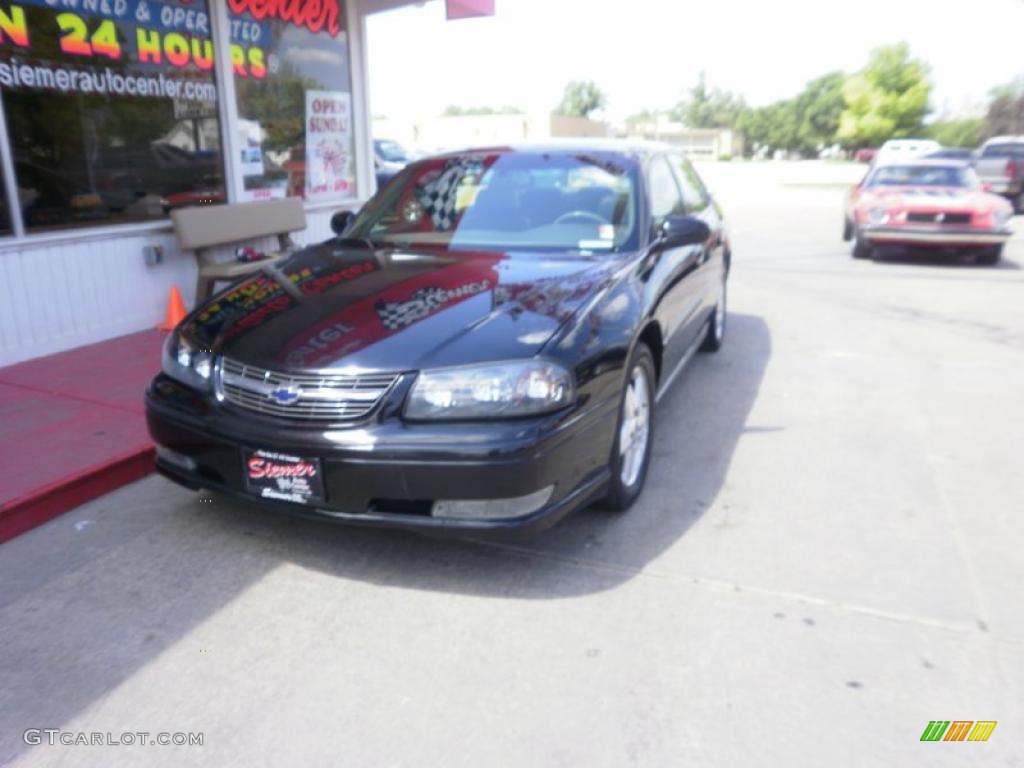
left=843, top=160, right=1014, bottom=264
left=853, top=148, right=877, bottom=164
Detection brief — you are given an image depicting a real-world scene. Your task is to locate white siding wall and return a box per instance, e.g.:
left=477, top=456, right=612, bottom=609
left=0, top=206, right=345, bottom=366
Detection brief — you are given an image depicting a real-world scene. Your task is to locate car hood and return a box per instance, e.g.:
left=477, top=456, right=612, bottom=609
left=182, top=242, right=623, bottom=372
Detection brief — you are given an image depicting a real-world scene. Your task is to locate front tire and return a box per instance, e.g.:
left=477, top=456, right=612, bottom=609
left=977, top=245, right=1003, bottom=265
left=601, top=344, right=656, bottom=512
left=852, top=231, right=872, bottom=259
left=842, top=217, right=854, bottom=241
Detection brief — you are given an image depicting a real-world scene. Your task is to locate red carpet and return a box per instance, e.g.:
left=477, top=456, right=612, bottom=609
left=0, top=330, right=163, bottom=542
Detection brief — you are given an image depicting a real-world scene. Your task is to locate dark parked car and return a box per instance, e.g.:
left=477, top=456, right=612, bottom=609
left=146, top=142, right=731, bottom=535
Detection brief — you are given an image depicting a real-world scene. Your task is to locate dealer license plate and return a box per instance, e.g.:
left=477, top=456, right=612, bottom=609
left=243, top=449, right=325, bottom=505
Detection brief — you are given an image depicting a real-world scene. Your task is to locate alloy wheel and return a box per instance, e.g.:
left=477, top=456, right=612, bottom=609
left=619, top=367, right=651, bottom=487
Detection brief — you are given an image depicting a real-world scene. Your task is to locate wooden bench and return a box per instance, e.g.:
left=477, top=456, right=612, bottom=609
left=170, top=198, right=306, bottom=301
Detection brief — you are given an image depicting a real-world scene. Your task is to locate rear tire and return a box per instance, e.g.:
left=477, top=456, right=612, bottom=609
left=977, top=245, right=1003, bottom=265
left=600, top=344, right=656, bottom=512
left=852, top=232, right=872, bottom=259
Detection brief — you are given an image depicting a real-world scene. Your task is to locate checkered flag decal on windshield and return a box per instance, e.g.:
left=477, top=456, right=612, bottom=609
left=416, top=158, right=481, bottom=230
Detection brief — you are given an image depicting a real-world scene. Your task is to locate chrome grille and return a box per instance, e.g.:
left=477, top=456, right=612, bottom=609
left=217, top=358, right=400, bottom=422
left=907, top=211, right=971, bottom=224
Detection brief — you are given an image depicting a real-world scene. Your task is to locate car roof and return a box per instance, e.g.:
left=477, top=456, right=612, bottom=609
left=429, top=138, right=674, bottom=161
left=983, top=135, right=1024, bottom=144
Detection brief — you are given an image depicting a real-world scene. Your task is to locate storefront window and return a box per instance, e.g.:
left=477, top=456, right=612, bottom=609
left=0, top=0, right=224, bottom=233
left=0, top=164, right=10, bottom=234
left=228, top=0, right=356, bottom=203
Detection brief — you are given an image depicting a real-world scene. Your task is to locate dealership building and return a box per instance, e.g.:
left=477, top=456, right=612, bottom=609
left=0, top=0, right=492, bottom=366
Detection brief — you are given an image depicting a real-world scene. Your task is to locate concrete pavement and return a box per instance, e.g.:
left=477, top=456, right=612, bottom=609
left=1, top=161, right=1021, bottom=767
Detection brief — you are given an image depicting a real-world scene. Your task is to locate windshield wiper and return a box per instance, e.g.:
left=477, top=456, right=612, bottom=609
left=334, top=236, right=382, bottom=250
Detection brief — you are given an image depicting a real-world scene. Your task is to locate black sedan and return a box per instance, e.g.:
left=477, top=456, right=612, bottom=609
left=146, top=142, right=731, bottom=535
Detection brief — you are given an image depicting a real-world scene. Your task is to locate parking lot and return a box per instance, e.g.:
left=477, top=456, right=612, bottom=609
left=2, top=160, right=1022, bottom=767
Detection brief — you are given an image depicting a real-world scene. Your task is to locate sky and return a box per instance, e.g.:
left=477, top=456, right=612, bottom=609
left=365, top=0, right=1024, bottom=125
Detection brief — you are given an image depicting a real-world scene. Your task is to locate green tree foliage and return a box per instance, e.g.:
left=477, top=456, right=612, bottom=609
left=794, top=72, right=846, bottom=153
left=736, top=101, right=799, bottom=156
left=838, top=43, right=931, bottom=148
left=926, top=118, right=985, bottom=148
left=556, top=81, right=607, bottom=118
left=734, top=72, right=844, bottom=157
left=983, top=78, right=1024, bottom=136
left=675, top=72, right=747, bottom=129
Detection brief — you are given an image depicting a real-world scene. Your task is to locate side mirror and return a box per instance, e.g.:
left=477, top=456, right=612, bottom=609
left=330, top=209, right=355, bottom=235
left=660, top=215, right=710, bottom=248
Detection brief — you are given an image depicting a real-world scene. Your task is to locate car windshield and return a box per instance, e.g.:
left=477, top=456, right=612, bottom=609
left=981, top=143, right=1024, bottom=158
left=866, top=164, right=976, bottom=188
left=349, top=151, right=639, bottom=253
left=376, top=140, right=411, bottom=163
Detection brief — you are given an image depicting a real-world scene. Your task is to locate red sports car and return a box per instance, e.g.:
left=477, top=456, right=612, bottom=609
left=843, top=160, right=1014, bottom=264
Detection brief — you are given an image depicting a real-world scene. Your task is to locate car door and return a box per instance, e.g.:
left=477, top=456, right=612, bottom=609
left=645, top=154, right=706, bottom=377
left=669, top=153, right=726, bottom=326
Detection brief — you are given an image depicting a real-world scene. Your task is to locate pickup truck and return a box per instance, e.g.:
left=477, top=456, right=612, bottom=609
left=974, top=137, right=1024, bottom=212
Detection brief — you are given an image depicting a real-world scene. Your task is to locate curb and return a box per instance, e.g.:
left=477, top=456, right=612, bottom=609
left=0, top=447, right=155, bottom=544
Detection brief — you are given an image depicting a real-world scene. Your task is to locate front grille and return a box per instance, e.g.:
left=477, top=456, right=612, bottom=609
left=907, top=212, right=971, bottom=224
left=217, top=358, right=400, bottom=422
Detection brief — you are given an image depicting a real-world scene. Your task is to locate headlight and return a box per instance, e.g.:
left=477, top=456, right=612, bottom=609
left=405, top=361, right=574, bottom=420
left=868, top=207, right=889, bottom=225
left=994, top=209, right=1013, bottom=229
left=161, top=332, right=213, bottom=391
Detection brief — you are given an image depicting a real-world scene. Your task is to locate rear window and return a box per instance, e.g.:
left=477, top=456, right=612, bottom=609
left=981, top=143, right=1024, bottom=158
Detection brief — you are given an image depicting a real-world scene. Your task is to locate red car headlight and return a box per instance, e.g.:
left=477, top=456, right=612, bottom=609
left=867, top=207, right=889, bottom=225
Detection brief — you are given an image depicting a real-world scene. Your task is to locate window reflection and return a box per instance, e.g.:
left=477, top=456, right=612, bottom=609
left=0, top=2, right=225, bottom=233
left=230, top=10, right=356, bottom=202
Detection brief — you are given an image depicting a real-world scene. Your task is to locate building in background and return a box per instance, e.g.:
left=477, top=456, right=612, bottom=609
left=623, top=113, right=743, bottom=159
left=374, top=112, right=611, bottom=154
left=0, top=0, right=494, bottom=366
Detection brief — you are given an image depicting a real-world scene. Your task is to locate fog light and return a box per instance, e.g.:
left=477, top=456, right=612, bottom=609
left=431, top=485, right=554, bottom=520
left=156, top=445, right=197, bottom=472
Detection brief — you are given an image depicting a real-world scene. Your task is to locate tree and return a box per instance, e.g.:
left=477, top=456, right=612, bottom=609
left=556, top=81, right=606, bottom=118
left=675, top=72, right=746, bottom=129
left=737, top=100, right=802, bottom=156
left=793, top=71, right=846, bottom=154
left=926, top=118, right=985, bottom=147
left=733, top=72, right=844, bottom=158
left=838, top=43, right=931, bottom=149
left=984, top=78, right=1024, bottom=136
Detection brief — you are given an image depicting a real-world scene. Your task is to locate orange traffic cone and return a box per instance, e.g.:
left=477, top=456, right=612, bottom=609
left=159, top=285, right=188, bottom=330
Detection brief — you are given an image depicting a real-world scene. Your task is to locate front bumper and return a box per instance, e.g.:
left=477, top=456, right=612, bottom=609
left=145, top=375, right=618, bottom=536
left=862, top=226, right=1012, bottom=246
